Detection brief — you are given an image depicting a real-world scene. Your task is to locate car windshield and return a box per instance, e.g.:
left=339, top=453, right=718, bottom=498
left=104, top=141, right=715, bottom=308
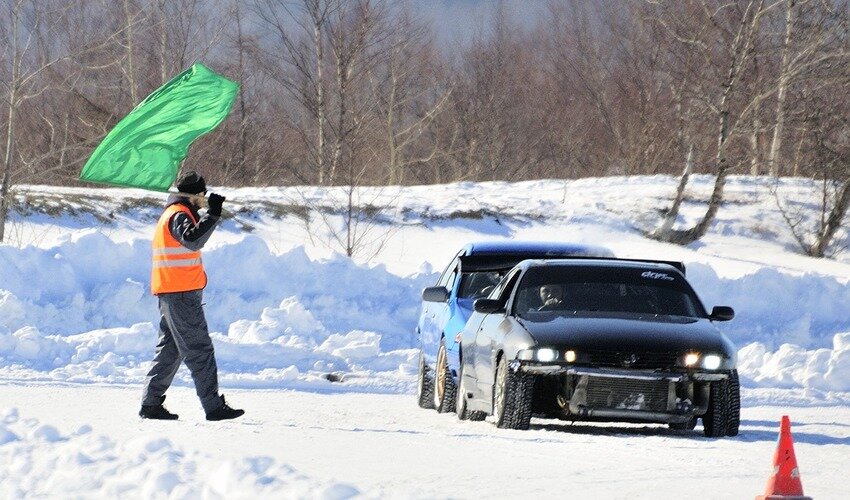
left=458, top=271, right=503, bottom=299
left=514, top=266, right=704, bottom=319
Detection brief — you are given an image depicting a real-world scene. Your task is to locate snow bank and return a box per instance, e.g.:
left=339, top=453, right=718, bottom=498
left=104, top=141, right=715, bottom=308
left=0, top=234, right=429, bottom=391
left=0, top=407, right=361, bottom=498
left=0, top=232, right=429, bottom=345
left=687, top=263, right=850, bottom=348
left=738, top=333, right=850, bottom=391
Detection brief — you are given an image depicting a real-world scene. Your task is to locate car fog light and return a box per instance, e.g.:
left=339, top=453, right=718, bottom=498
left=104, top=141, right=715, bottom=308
left=684, top=353, right=700, bottom=367
left=565, top=350, right=577, bottom=363
left=536, top=348, right=558, bottom=362
left=703, top=354, right=722, bottom=370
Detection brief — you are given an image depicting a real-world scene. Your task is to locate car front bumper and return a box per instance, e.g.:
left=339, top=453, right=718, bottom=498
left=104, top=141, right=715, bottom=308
left=513, top=360, right=728, bottom=382
left=511, top=360, right=729, bottom=423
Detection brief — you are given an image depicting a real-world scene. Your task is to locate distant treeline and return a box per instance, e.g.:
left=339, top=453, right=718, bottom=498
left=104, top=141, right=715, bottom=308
left=1, top=0, right=847, bottom=189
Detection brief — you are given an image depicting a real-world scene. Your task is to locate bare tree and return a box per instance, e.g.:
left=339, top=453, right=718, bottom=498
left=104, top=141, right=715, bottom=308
left=0, top=0, right=88, bottom=241
left=252, top=0, right=339, bottom=185
left=765, top=0, right=849, bottom=177
left=648, top=0, right=774, bottom=244
left=775, top=79, right=850, bottom=257
left=367, top=8, right=448, bottom=185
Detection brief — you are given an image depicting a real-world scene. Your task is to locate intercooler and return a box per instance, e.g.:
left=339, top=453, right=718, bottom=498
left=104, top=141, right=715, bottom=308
left=583, top=376, right=672, bottom=413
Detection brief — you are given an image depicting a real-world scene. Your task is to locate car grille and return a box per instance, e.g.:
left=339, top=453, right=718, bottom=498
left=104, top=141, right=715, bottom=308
left=585, top=377, right=670, bottom=412
left=586, top=350, right=679, bottom=369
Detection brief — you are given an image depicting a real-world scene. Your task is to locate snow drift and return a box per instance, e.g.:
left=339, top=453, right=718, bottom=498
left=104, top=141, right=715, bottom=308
left=1, top=226, right=850, bottom=392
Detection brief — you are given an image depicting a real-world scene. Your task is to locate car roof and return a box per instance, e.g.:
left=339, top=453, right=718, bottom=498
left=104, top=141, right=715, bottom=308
left=464, top=241, right=614, bottom=258
left=518, top=258, right=685, bottom=274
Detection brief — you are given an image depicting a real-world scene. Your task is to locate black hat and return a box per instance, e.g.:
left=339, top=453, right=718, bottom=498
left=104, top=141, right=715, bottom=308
left=176, top=170, right=206, bottom=194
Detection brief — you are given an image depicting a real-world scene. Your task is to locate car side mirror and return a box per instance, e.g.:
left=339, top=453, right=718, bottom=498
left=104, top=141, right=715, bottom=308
left=709, top=306, right=735, bottom=322
left=474, top=298, right=502, bottom=314
left=422, top=286, right=450, bottom=303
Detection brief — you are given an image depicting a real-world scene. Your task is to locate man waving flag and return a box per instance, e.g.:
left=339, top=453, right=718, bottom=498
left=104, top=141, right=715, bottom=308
left=80, top=63, right=245, bottom=422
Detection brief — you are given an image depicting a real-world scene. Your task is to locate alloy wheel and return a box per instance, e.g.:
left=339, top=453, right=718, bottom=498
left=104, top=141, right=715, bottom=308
left=494, top=358, right=507, bottom=421
left=435, top=345, right=447, bottom=405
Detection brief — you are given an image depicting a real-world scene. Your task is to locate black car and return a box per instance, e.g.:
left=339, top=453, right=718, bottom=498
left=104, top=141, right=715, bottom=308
left=456, top=258, right=740, bottom=437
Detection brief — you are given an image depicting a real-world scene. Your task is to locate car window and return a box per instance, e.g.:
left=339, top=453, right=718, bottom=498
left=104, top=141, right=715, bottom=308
left=458, top=271, right=503, bottom=299
left=496, top=269, right=522, bottom=305
left=436, top=252, right=462, bottom=286
left=438, top=262, right=459, bottom=288
left=444, top=269, right=458, bottom=293
left=515, top=266, right=704, bottom=319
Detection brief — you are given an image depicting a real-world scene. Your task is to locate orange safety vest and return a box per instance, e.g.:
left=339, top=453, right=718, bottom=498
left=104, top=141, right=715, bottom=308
left=151, top=204, right=207, bottom=294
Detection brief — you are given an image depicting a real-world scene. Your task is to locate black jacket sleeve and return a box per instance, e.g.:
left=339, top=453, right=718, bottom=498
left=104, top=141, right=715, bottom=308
left=169, top=211, right=220, bottom=251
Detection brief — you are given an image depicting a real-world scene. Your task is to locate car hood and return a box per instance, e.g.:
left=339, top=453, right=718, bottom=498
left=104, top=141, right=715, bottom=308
left=518, top=314, right=735, bottom=355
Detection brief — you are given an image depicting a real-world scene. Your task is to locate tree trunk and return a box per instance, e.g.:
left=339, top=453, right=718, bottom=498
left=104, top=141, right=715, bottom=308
left=385, top=48, right=399, bottom=185
left=651, top=145, right=692, bottom=239
left=668, top=165, right=730, bottom=245
left=329, top=59, right=348, bottom=186
left=314, top=6, right=326, bottom=185
left=158, top=0, right=168, bottom=85
left=0, top=2, right=21, bottom=243
left=809, top=178, right=850, bottom=257
left=0, top=87, right=16, bottom=242
left=767, top=0, right=795, bottom=177
left=750, top=115, right=761, bottom=175
left=235, top=2, right=248, bottom=176
left=124, top=0, right=138, bottom=104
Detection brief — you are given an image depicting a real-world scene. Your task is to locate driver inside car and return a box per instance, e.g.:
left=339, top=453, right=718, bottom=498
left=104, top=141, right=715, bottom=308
left=537, top=284, right=564, bottom=310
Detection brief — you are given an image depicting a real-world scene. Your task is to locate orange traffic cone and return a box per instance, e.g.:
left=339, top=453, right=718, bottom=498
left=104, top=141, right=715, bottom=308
left=756, top=415, right=812, bottom=500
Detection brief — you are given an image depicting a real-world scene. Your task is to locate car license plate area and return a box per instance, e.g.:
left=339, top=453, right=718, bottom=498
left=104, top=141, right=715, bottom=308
left=585, top=377, right=670, bottom=412
left=587, top=351, right=679, bottom=369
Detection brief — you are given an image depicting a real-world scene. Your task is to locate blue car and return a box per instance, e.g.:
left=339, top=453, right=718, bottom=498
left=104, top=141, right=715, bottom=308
left=416, top=241, right=615, bottom=412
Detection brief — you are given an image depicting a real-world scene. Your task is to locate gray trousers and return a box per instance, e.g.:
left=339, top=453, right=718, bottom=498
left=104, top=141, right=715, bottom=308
left=141, top=290, right=221, bottom=413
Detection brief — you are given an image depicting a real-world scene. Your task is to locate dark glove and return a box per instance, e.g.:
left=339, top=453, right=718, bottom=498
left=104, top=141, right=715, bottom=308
left=207, top=193, right=225, bottom=217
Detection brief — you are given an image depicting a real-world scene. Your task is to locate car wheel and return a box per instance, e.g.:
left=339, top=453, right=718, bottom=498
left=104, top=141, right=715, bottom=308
left=456, top=362, right=486, bottom=421
left=416, top=351, right=435, bottom=409
left=726, top=370, right=741, bottom=437
left=433, top=340, right=457, bottom=413
left=493, top=356, right=533, bottom=430
left=702, top=377, right=729, bottom=438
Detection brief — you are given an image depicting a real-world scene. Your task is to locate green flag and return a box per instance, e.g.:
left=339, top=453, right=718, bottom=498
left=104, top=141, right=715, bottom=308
left=79, top=62, right=239, bottom=192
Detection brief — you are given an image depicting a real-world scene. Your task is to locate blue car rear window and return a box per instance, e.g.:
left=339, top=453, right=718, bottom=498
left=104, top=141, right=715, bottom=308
left=458, top=271, right=503, bottom=299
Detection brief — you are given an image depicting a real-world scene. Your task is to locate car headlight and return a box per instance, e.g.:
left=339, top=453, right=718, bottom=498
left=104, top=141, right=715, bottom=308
left=702, top=354, right=722, bottom=370
left=536, top=348, right=558, bottom=362
left=517, top=348, right=576, bottom=362
left=682, top=352, right=723, bottom=370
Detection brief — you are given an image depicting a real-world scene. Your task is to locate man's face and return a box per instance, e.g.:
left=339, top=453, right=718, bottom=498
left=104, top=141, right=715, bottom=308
left=539, top=285, right=563, bottom=304
left=189, top=191, right=207, bottom=209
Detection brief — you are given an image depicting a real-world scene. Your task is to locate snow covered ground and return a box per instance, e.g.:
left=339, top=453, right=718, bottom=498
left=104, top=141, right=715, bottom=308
left=3, top=385, right=849, bottom=499
left=1, top=175, right=849, bottom=498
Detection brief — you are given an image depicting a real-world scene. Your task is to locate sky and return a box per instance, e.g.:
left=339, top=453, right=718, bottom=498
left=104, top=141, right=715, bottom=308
left=412, top=0, right=550, bottom=46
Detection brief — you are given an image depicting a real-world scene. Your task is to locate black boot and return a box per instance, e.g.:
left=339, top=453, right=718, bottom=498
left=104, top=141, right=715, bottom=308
left=205, top=395, right=245, bottom=421
left=139, top=395, right=179, bottom=420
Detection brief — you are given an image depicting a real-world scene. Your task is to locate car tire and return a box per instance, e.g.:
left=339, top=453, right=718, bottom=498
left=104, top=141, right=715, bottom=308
left=416, top=351, right=435, bottom=409
left=726, top=370, right=741, bottom=437
left=702, top=377, right=730, bottom=438
left=456, top=362, right=486, bottom=421
left=433, top=340, right=457, bottom=413
left=493, top=356, right=533, bottom=430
